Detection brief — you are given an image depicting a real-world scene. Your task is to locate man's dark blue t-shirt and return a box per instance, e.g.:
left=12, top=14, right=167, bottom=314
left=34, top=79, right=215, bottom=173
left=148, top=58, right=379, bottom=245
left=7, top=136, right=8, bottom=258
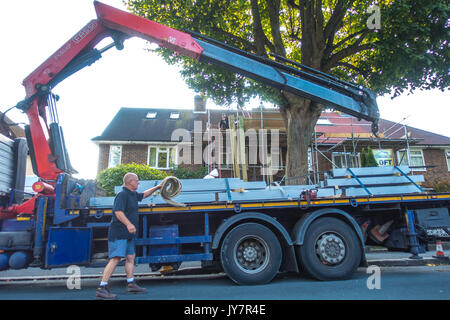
left=108, top=187, right=144, bottom=241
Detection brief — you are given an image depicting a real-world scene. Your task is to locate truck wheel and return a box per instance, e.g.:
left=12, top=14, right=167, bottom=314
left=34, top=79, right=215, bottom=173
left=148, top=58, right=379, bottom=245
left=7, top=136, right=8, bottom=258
left=220, top=223, right=282, bottom=285
left=296, top=217, right=362, bottom=281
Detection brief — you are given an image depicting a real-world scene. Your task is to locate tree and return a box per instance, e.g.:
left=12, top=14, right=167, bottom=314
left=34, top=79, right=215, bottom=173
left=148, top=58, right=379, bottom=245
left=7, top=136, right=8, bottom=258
left=169, top=165, right=209, bottom=179
left=361, top=147, right=378, bottom=167
left=366, top=147, right=378, bottom=167
left=360, top=148, right=368, bottom=167
left=126, top=0, right=449, bottom=183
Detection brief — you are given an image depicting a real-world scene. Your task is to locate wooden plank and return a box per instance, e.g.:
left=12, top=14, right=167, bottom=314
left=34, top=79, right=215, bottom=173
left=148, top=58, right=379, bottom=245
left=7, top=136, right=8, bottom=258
left=229, top=115, right=240, bottom=179
left=238, top=115, right=248, bottom=182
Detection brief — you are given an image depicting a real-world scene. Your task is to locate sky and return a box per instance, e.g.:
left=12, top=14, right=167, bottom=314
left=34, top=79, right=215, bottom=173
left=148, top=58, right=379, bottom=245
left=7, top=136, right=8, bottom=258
left=1, top=0, right=449, bottom=179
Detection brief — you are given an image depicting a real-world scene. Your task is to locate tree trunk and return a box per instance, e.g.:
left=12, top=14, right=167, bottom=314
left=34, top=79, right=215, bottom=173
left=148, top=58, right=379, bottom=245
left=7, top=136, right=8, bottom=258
left=281, top=91, right=322, bottom=185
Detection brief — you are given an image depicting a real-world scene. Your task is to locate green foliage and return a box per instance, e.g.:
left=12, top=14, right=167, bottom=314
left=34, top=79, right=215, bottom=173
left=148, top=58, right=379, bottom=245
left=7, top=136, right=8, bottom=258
left=360, top=0, right=449, bottom=96
left=97, top=163, right=168, bottom=196
left=424, top=179, right=450, bottom=193
left=169, top=165, right=209, bottom=179
left=361, top=147, right=378, bottom=167
left=360, top=148, right=368, bottom=167
left=126, top=0, right=448, bottom=178
left=127, top=0, right=449, bottom=103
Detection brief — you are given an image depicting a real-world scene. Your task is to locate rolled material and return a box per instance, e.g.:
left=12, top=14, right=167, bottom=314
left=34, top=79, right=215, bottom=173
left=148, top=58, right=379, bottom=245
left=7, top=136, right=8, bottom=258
left=159, top=176, right=185, bottom=207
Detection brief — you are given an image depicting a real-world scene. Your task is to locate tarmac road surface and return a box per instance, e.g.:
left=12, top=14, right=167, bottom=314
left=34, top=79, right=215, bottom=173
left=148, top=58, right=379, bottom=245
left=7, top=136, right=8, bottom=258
left=0, top=265, right=449, bottom=302
left=0, top=248, right=449, bottom=302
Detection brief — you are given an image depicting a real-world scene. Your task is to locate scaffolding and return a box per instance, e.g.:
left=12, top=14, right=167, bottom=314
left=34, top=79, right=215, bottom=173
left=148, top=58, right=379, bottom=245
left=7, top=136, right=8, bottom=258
left=202, top=107, right=418, bottom=185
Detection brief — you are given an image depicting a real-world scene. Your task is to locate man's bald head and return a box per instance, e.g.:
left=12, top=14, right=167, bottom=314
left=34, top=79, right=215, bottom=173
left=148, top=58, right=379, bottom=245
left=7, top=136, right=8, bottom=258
left=123, top=172, right=139, bottom=191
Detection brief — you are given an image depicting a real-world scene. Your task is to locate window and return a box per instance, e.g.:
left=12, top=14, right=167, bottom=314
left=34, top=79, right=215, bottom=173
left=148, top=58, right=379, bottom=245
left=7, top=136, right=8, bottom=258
left=170, top=112, right=180, bottom=119
left=308, top=148, right=313, bottom=171
left=148, top=146, right=176, bottom=169
left=446, top=150, right=450, bottom=171
left=108, top=145, right=122, bottom=168
left=316, top=118, right=332, bottom=126
left=332, top=152, right=360, bottom=168
left=397, top=149, right=426, bottom=171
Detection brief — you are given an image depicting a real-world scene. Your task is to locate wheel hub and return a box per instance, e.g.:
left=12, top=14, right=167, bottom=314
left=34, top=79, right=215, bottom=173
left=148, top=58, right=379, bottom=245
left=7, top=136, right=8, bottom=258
left=235, top=238, right=269, bottom=273
left=243, top=246, right=258, bottom=262
left=316, top=233, right=346, bottom=265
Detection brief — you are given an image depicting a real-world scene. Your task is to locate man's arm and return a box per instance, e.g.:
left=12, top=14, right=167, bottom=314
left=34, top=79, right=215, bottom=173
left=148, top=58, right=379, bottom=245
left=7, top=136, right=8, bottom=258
left=114, top=210, right=136, bottom=234
left=142, top=184, right=162, bottom=199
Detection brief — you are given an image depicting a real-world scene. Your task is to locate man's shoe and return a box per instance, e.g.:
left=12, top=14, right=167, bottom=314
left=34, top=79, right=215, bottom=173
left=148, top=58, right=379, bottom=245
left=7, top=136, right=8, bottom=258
left=96, top=285, right=117, bottom=300
left=126, top=282, right=147, bottom=294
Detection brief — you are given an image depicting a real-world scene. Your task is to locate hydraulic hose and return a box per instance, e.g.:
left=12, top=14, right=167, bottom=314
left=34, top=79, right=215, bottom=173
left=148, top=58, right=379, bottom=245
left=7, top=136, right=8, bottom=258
left=159, top=176, right=185, bottom=207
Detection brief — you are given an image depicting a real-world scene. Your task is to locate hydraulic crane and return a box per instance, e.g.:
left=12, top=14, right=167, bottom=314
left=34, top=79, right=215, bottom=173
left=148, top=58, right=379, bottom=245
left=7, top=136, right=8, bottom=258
left=1, top=3, right=450, bottom=285
left=2, top=1, right=379, bottom=217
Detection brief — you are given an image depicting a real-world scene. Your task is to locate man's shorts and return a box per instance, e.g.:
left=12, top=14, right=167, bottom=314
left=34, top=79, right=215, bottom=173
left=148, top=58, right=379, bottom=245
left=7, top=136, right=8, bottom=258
left=108, top=239, right=136, bottom=258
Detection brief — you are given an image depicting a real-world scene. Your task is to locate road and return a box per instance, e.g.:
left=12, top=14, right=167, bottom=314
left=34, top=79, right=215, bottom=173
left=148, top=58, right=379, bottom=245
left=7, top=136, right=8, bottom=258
left=1, top=265, right=449, bottom=301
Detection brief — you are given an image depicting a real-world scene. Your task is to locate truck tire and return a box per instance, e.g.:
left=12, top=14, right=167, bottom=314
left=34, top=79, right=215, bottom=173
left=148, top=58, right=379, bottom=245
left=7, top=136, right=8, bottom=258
left=296, top=217, right=362, bottom=281
left=220, top=223, right=282, bottom=285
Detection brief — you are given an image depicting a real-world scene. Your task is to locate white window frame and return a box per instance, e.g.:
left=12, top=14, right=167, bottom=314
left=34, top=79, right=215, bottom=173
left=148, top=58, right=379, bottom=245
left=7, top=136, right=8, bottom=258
left=331, top=152, right=360, bottom=169
left=147, top=145, right=177, bottom=170
left=307, top=148, right=313, bottom=171
left=316, top=118, right=333, bottom=126
left=146, top=112, right=157, bottom=119
left=446, top=149, right=450, bottom=172
left=396, top=148, right=426, bottom=171
left=108, top=145, right=122, bottom=168
left=170, top=112, right=180, bottom=119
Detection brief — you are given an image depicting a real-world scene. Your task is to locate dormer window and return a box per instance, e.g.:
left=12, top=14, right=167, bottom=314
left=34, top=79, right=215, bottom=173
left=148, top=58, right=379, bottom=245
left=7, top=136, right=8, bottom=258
left=146, top=112, right=157, bottom=119
left=317, top=118, right=332, bottom=126
left=170, top=112, right=180, bottom=119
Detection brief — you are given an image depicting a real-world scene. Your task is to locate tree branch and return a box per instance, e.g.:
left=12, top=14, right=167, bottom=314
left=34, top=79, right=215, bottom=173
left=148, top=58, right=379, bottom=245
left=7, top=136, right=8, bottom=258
left=333, top=30, right=368, bottom=52
left=286, top=0, right=301, bottom=10
left=336, top=62, right=366, bottom=76
left=212, top=27, right=257, bottom=52
left=250, top=0, right=270, bottom=55
left=323, top=0, right=346, bottom=40
left=325, top=42, right=373, bottom=70
left=264, top=38, right=277, bottom=53
left=265, top=0, right=286, bottom=56
left=322, top=0, right=350, bottom=61
left=315, top=0, right=324, bottom=33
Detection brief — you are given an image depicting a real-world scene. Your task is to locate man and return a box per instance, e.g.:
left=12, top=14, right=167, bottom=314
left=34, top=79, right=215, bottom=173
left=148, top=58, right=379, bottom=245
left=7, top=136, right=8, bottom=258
left=96, top=172, right=162, bottom=300
left=218, top=113, right=229, bottom=131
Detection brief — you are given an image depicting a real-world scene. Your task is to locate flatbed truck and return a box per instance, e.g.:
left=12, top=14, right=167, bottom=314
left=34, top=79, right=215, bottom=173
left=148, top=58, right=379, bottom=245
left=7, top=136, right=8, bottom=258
left=0, top=2, right=449, bottom=285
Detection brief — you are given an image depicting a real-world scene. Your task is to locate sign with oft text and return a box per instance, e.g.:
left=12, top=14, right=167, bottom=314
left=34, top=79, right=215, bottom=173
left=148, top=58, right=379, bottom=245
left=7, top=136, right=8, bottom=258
left=373, top=149, right=393, bottom=167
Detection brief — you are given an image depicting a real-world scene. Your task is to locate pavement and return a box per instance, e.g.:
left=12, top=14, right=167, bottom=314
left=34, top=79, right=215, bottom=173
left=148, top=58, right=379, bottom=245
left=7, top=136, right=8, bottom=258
left=365, top=245, right=450, bottom=267
left=0, top=244, right=449, bottom=283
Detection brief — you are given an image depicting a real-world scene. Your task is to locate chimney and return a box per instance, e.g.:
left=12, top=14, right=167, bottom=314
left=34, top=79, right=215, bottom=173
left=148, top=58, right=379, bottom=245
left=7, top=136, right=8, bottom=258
left=193, top=95, right=207, bottom=113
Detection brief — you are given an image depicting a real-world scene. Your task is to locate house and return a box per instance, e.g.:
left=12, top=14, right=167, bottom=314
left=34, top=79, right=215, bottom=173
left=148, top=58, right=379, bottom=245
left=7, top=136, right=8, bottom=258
left=92, top=106, right=450, bottom=187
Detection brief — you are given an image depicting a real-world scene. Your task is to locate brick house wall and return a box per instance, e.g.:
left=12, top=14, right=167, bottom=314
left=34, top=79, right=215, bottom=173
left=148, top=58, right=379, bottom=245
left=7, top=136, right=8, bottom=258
left=98, top=142, right=450, bottom=186
left=122, top=144, right=148, bottom=165
left=97, top=144, right=109, bottom=173
left=93, top=109, right=450, bottom=186
left=314, top=147, right=450, bottom=186
left=97, top=144, right=149, bottom=173
left=421, top=148, right=450, bottom=184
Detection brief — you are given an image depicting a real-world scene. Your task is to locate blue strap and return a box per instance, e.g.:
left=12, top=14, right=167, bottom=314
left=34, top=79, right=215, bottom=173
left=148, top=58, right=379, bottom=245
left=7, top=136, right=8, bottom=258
left=347, top=168, right=372, bottom=195
left=394, top=166, right=424, bottom=192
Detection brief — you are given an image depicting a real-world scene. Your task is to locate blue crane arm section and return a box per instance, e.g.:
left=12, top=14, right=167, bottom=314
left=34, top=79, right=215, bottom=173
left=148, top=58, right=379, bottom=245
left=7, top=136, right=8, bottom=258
left=193, top=36, right=379, bottom=132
